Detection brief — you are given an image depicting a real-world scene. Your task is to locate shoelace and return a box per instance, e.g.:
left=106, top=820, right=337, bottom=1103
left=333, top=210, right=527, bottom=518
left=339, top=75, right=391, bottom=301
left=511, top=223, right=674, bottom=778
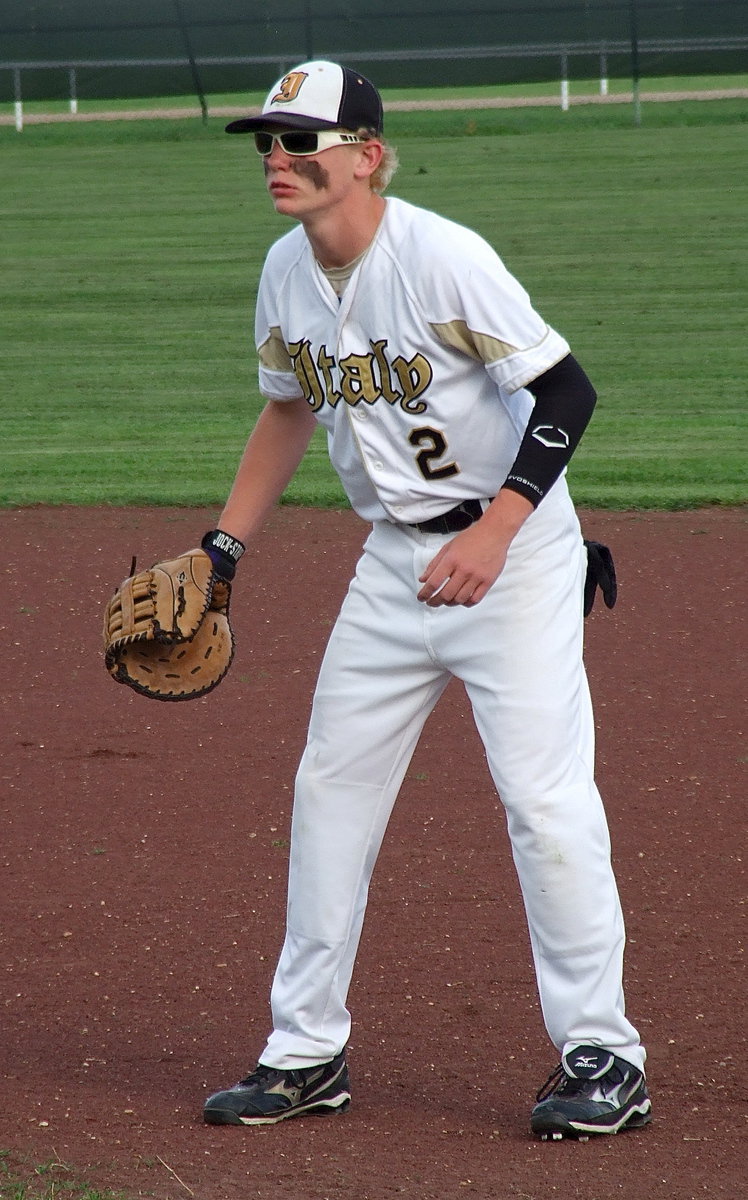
left=536, top=1063, right=565, bottom=1102
left=238, top=1064, right=274, bottom=1088
left=537, top=1061, right=632, bottom=1106
left=238, top=1064, right=309, bottom=1089
left=535, top=1064, right=596, bottom=1103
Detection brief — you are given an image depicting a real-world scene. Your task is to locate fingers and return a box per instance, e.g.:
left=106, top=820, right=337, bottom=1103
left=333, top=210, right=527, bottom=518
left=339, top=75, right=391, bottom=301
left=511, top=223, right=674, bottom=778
left=417, top=559, right=484, bottom=608
left=416, top=528, right=508, bottom=608
left=417, top=571, right=471, bottom=607
left=417, top=546, right=453, bottom=605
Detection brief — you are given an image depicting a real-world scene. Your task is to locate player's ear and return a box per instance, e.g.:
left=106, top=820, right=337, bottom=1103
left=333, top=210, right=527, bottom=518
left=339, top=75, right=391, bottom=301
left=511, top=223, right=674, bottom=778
left=354, top=138, right=384, bottom=182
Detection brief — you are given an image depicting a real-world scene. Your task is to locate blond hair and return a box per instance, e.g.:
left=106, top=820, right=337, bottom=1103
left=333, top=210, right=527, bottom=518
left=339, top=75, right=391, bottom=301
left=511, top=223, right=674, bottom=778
left=371, top=140, right=399, bottom=193
left=357, top=130, right=399, bottom=193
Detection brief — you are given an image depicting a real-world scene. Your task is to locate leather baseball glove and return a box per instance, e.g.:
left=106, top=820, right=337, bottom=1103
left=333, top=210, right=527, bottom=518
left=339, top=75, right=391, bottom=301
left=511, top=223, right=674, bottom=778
left=103, top=548, right=234, bottom=700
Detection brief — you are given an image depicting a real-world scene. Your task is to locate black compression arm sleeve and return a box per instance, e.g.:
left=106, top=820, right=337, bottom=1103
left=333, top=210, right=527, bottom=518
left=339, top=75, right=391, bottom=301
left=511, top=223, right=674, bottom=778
left=502, top=353, right=597, bottom=507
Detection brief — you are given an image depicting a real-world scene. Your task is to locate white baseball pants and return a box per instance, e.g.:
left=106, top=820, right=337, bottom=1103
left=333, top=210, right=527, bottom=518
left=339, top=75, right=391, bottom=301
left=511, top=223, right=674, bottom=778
left=260, top=483, right=645, bottom=1074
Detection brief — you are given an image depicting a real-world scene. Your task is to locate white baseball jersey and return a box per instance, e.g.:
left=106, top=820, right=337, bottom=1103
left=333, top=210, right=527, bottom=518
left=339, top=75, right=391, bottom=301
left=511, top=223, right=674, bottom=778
left=256, top=196, right=570, bottom=523
left=248, top=195, right=646, bottom=1081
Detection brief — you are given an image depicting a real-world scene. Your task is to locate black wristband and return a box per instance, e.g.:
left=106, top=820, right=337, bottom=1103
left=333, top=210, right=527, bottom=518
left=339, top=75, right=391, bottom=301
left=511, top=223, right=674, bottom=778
left=201, top=529, right=246, bottom=581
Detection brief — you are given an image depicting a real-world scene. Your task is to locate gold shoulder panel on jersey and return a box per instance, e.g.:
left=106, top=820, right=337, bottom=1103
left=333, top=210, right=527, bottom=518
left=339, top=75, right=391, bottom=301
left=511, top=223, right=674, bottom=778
left=259, top=327, right=295, bottom=372
left=429, top=319, right=518, bottom=365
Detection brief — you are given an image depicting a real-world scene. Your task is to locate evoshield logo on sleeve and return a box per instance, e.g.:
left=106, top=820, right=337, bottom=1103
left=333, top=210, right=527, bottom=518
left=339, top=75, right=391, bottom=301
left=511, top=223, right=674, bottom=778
left=531, top=424, right=570, bottom=449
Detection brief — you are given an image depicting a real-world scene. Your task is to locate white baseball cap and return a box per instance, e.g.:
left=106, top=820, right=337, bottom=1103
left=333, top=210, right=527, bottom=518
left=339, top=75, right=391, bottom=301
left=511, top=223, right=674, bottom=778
left=225, top=60, right=383, bottom=135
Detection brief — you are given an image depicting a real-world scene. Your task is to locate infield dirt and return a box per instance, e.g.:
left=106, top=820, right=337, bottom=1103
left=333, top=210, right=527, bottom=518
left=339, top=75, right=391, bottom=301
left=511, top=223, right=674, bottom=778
left=1, top=505, right=744, bottom=1199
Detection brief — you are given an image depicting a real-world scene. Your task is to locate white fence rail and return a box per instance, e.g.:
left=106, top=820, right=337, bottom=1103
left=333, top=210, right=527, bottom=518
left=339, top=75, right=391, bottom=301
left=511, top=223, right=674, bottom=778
left=4, top=37, right=747, bottom=132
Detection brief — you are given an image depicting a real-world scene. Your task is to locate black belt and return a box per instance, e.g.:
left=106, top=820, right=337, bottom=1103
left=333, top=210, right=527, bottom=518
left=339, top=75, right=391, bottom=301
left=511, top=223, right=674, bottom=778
left=409, top=498, right=490, bottom=535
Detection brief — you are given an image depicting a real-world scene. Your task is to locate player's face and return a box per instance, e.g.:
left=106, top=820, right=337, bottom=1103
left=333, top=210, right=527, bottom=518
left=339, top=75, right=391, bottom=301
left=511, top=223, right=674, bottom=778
left=260, top=130, right=379, bottom=221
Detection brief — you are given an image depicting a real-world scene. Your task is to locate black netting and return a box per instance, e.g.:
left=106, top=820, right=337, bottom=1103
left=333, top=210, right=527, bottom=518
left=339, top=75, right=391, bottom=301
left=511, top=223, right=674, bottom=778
left=1, top=1, right=745, bottom=100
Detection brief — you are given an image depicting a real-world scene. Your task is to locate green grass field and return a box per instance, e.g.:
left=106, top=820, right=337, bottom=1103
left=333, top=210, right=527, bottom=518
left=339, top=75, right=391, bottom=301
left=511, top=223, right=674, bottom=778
left=1, top=88, right=746, bottom=510
left=0, top=1149, right=129, bottom=1200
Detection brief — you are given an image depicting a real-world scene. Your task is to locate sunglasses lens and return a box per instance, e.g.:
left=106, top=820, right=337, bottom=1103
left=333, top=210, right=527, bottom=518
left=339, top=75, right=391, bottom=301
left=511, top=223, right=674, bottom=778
left=280, top=131, right=319, bottom=155
left=254, top=131, right=319, bottom=156
left=255, top=131, right=322, bottom=156
left=254, top=130, right=359, bottom=157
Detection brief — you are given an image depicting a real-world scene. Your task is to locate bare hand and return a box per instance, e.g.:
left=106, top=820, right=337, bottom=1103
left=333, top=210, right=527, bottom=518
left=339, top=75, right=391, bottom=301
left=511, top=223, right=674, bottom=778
left=416, top=491, right=534, bottom=608
left=417, top=522, right=511, bottom=607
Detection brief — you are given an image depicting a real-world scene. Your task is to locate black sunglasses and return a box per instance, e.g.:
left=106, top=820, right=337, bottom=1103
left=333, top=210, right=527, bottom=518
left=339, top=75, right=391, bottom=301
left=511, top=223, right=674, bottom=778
left=254, top=129, right=366, bottom=157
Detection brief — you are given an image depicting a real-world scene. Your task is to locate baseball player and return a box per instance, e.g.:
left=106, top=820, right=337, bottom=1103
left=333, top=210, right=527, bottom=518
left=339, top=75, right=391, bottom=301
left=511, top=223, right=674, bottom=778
left=201, top=60, right=651, bottom=1140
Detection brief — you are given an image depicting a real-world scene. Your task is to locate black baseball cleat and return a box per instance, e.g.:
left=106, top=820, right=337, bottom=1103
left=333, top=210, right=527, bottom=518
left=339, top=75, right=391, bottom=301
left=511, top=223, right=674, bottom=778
left=531, top=1045, right=652, bottom=1140
left=203, top=1050, right=351, bottom=1126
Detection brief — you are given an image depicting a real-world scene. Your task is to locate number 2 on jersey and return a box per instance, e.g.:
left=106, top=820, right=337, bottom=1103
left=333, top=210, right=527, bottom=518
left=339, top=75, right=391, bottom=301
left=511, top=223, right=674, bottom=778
left=408, top=426, right=460, bottom=481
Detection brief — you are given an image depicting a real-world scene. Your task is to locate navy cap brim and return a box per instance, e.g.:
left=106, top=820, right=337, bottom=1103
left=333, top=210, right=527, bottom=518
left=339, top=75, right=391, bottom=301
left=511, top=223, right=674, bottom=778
left=225, top=111, right=342, bottom=135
